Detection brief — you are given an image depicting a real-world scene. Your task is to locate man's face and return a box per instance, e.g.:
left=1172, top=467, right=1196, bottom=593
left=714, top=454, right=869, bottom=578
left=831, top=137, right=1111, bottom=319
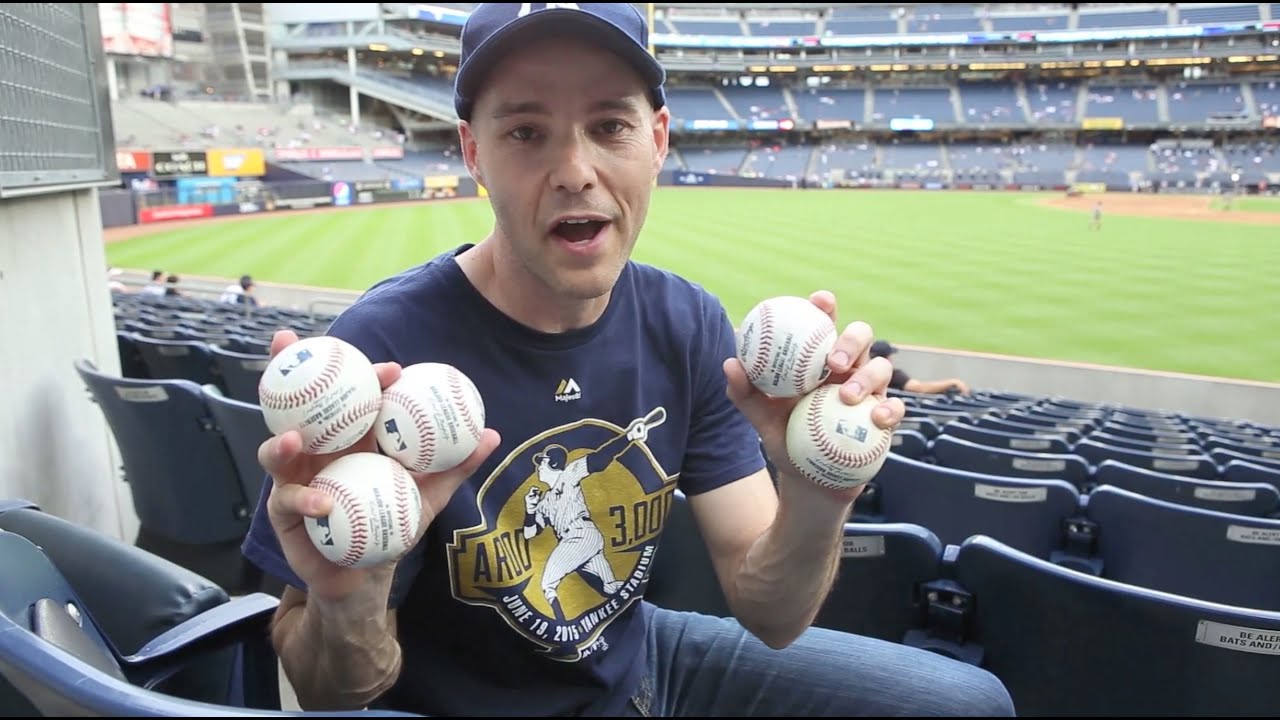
left=460, top=33, right=670, bottom=302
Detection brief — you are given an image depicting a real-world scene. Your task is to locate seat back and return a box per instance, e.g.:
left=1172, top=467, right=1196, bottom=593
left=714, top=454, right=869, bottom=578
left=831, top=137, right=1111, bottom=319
left=813, top=522, right=942, bottom=643
left=931, top=434, right=1092, bottom=491
left=74, top=359, right=250, bottom=545
left=940, top=421, right=1072, bottom=454
left=1074, top=438, right=1217, bottom=479
left=1222, top=458, right=1280, bottom=494
left=1093, top=460, right=1280, bottom=517
left=954, top=535, right=1280, bottom=716
left=0, top=503, right=228, bottom=655
left=207, top=345, right=270, bottom=404
left=1086, top=485, right=1280, bottom=610
left=871, top=453, right=1080, bottom=559
left=0, top=530, right=125, bottom=714
left=130, top=333, right=219, bottom=387
left=202, top=386, right=274, bottom=508
left=889, top=429, right=927, bottom=460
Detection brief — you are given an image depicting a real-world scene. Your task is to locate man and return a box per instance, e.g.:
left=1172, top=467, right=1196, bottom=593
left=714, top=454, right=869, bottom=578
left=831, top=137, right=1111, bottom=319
left=871, top=340, right=972, bottom=396
left=220, top=274, right=260, bottom=307
left=140, top=269, right=166, bottom=296
left=242, top=4, right=1013, bottom=716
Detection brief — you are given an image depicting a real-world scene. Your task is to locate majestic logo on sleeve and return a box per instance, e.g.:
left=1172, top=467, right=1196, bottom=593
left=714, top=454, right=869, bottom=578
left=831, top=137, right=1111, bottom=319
left=448, top=407, right=676, bottom=662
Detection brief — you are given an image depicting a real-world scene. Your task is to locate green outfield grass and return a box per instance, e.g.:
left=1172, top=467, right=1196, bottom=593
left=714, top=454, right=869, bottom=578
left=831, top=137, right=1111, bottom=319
left=105, top=189, right=1280, bottom=383
left=1231, top=196, right=1280, bottom=213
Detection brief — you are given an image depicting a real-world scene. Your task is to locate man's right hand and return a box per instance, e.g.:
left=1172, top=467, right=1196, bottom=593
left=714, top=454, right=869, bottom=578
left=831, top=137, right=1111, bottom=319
left=260, top=330, right=502, bottom=601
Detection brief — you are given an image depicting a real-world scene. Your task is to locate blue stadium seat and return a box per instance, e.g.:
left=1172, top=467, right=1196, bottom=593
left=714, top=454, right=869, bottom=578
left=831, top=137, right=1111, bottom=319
left=74, top=359, right=259, bottom=595
left=1085, top=485, right=1280, bottom=610
left=202, top=384, right=273, bottom=515
left=931, top=434, right=1093, bottom=491
left=889, top=428, right=928, bottom=460
left=207, top=343, right=270, bottom=404
left=0, top=529, right=420, bottom=717
left=862, top=453, right=1081, bottom=560
left=952, top=535, right=1280, bottom=716
left=813, top=522, right=943, bottom=644
left=1093, top=459, right=1280, bottom=517
left=1073, top=438, right=1217, bottom=480
left=940, top=421, right=1072, bottom=454
left=973, top=416, right=1085, bottom=445
left=1203, top=434, right=1280, bottom=460
left=1222, top=458, right=1280, bottom=494
left=896, top=416, right=940, bottom=440
left=1085, top=430, right=1203, bottom=456
left=130, top=333, right=220, bottom=387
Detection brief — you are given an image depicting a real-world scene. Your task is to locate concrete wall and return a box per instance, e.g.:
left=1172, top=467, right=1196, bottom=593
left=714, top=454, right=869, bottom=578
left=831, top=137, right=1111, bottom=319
left=894, top=343, right=1280, bottom=427
left=0, top=190, right=135, bottom=541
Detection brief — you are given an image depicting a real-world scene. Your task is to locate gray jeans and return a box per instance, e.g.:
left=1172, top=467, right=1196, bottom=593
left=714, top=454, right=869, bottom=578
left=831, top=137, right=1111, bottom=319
left=624, top=607, right=1016, bottom=717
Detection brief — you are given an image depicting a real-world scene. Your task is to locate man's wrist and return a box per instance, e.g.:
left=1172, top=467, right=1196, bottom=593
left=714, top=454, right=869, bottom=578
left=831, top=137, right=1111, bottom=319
left=776, top=470, right=863, bottom=525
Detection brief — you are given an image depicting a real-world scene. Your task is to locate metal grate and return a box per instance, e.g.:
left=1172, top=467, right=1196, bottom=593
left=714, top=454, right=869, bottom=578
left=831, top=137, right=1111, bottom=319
left=0, top=3, right=118, bottom=197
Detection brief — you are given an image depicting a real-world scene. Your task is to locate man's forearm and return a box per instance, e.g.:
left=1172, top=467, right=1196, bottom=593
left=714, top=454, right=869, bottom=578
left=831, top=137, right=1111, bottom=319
left=273, top=570, right=403, bottom=711
left=730, top=474, right=854, bottom=649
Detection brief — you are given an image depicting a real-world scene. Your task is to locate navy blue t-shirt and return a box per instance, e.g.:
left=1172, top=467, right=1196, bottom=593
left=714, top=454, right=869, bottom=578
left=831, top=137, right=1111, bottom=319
left=241, top=245, right=765, bottom=716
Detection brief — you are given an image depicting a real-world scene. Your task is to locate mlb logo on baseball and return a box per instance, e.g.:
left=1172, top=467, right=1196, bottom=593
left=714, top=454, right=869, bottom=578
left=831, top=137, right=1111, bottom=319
left=258, top=336, right=383, bottom=455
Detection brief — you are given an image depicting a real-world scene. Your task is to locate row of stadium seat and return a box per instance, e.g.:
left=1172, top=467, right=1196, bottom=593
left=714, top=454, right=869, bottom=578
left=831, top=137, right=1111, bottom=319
left=646, top=491, right=1280, bottom=717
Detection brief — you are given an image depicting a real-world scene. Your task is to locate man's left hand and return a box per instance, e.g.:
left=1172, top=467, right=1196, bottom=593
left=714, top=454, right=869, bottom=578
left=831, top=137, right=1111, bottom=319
left=723, top=290, right=906, bottom=502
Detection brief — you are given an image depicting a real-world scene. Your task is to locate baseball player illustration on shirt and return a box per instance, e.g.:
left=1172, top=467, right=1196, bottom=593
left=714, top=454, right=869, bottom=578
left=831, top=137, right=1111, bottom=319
left=522, top=407, right=666, bottom=622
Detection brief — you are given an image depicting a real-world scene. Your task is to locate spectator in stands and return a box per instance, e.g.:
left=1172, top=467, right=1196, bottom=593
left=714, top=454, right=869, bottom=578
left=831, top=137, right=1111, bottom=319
left=219, top=274, right=260, bottom=307
left=140, top=269, right=166, bottom=296
left=871, top=340, right=972, bottom=396
left=164, top=274, right=182, bottom=297
left=106, top=267, right=128, bottom=294
left=241, top=4, right=1012, bottom=719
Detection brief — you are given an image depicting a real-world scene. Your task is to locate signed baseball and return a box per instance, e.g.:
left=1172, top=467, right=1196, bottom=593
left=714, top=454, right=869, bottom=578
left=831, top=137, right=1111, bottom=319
left=786, top=385, right=892, bottom=490
left=737, top=296, right=837, bottom=398
left=375, top=363, right=486, bottom=474
left=306, top=453, right=423, bottom=568
left=258, top=336, right=383, bottom=455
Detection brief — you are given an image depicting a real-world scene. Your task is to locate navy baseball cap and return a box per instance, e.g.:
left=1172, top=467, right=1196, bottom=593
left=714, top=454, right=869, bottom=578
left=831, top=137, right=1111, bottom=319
left=453, top=3, right=667, bottom=122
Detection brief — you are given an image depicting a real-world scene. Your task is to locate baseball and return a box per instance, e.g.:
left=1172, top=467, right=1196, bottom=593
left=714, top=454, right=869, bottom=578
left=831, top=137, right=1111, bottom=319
left=785, top=385, right=892, bottom=490
left=258, top=336, right=383, bottom=455
left=375, top=363, right=485, bottom=474
left=737, top=296, right=837, bottom=398
left=305, top=452, right=423, bottom=569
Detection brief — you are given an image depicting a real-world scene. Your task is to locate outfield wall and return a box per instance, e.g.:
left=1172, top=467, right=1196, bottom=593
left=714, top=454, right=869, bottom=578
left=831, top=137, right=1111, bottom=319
left=109, top=266, right=1280, bottom=428
left=896, top=344, right=1280, bottom=427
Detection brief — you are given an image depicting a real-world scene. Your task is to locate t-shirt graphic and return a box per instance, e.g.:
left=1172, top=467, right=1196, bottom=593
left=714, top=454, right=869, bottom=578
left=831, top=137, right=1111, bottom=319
left=450, top=407, right=675, bottom=661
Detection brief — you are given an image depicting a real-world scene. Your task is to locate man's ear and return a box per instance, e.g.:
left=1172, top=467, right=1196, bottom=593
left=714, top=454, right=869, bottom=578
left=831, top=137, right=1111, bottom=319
left=651, top=106, right=671, bottom=179
left=459, top=120, right=485, bottom=188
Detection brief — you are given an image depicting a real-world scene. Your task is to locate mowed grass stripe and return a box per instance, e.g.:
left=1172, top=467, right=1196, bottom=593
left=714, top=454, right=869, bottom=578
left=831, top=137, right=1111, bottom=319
left=106, top=190, right=1280, bottom=382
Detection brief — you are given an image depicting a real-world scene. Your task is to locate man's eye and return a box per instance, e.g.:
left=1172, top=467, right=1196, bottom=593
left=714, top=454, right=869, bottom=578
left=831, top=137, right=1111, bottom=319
left=599, top=120, right=625, bottom=135
left=510, top=126, right=536, bottom=141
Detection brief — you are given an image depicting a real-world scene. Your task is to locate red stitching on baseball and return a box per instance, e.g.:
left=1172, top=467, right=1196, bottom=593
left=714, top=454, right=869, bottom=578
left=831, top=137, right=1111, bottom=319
left=449, top=367, right=482, bottom=442
left=311, top=476, right=368, bottom=566
left=306, top=396, right=381, bottom=454
left=385, top=389, right=435, bottom=471
left=747, top=303, right=773, bottom=382
left=259, top=343, right=345, bottom=411
left=792, top=324, right=834, bottom=396
left=807, top=390, right=892, bottom=471
left=391, top=464, right=416, bottom=551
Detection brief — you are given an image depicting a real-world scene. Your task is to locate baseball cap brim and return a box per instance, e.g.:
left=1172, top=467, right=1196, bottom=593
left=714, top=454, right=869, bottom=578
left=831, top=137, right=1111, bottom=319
left=454, top=9, right=667, bottom=121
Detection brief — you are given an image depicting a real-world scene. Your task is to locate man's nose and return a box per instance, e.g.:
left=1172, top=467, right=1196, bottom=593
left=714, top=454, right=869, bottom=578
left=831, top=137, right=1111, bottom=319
left=548, top=134, right=598, bottom=193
